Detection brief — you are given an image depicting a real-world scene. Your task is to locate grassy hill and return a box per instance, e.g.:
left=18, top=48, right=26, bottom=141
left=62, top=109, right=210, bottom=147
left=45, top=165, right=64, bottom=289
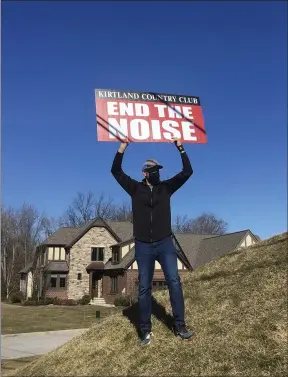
left=11, top=232, right=287, bottom=376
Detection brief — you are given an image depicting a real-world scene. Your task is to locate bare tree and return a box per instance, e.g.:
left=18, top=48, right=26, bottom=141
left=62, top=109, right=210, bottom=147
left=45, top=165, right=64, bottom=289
left=17, top=203, right=46, bottom=266
left=60, top=191, right=95, bottom=227
left=1, top=204, right=47, bottom=299
left=41, top=216, right=61, bottom=238
left=172, top=215, right=194, bottom=233
left=1, top=207, right=19, bottom=298
left=173, top=212, right=228, bottom=235
left=94, top=193, right=115, bottom=220
left=111, top=202, right=133, bottom=222
left=189, top=212, right=228, bottom=235
left=60, top=191, right=133, bottom=226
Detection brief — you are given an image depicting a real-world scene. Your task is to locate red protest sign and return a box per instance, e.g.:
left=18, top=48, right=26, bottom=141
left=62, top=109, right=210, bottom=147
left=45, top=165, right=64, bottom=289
left=95, top=89, right=207, bottom=143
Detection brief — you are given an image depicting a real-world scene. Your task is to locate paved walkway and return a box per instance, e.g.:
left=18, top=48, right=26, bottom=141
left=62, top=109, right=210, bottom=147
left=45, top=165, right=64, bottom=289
left=1, top=329, right=87, bottom=359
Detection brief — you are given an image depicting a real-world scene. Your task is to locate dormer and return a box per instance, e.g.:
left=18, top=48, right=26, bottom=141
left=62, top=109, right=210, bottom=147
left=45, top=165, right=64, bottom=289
left=110, top=238, right=135, bottom=265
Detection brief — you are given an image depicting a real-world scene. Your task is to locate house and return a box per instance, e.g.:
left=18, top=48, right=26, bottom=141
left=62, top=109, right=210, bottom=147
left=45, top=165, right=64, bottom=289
left=19, top=218, right=259, bottom=303
left=19, top=262, right=33, bottom=299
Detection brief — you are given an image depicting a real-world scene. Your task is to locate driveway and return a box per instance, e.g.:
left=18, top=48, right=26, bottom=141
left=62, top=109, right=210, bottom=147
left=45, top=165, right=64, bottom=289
left=1, top=328, right=86, bottom=359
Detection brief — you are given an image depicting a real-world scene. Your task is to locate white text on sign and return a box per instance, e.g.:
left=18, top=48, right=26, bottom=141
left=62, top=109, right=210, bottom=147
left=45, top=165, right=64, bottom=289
left=107, top=101, right=197, bottom=141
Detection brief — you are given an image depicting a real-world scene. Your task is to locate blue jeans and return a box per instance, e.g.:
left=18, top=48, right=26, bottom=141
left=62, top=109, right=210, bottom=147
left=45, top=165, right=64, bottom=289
left=135, top=236, right=185, bottom=333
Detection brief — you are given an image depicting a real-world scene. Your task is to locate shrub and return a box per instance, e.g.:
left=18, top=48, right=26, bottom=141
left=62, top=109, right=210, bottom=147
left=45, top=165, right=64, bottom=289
left=64, top=299, right=77, bottom=306
left=44, top=297, right=54, bottom=305
left=10, top=291, right=24, bottom=304
left=31, top=290, right=38, bottom=301
left=78, top=295, right=91, bottom=305
left=52, top=297, right=61, bottom=305
left=114, top=294, right=137, bottom=307
left=23, top=300, right=38, bottom=306
left=52, top=297, right=77, bottom=306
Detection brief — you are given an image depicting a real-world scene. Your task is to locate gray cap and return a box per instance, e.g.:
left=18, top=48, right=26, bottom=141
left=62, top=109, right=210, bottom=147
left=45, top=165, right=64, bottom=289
left=142, top=159, right=163, bottom=171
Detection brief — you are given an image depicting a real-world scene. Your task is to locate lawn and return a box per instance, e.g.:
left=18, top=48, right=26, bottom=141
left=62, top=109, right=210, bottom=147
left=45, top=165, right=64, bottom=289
left=1, top=303, right=119, bottom=334
left=1, top=357, right=39, bottom=377
left=9, top=232, right=287, bottom=377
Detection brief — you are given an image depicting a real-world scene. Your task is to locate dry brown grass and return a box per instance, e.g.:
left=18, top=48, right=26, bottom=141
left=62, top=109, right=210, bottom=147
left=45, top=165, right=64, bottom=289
left=1, top=304, right=118, bottom=334
left=11, top=232, right=288, bottom=376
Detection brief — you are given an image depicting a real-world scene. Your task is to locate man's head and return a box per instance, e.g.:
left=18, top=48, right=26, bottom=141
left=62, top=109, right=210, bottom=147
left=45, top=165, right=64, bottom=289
left=142, top=159, right=163, bottom=186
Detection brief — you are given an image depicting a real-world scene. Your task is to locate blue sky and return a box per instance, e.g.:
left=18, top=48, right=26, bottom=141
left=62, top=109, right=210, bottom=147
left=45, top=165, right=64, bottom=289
left=2, top=1, right=287, bottom=239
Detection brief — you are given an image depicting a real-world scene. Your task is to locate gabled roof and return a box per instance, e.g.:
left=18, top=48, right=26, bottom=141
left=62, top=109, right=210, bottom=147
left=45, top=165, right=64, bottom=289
left=174, top=233, right=212, bottom=269
left=105, top=247, right=135, bottom=270
left=19, top=262, right=33, bottom=274
left=41, top=218, right=133, bottom=248
left=105, top=239, right=191, bottom=271
left=106, top=221, right=133, bottom=243
left=194, top=230, right=251, bottom=268
left=65, top=218, right=121, bottom=248
left=42, top=227, right=82, bottom=246
left=110, top=237, right=134, bottom=248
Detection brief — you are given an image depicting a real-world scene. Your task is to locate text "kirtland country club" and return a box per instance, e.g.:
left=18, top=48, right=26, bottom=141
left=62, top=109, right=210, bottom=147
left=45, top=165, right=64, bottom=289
left=97, top=90, right=199, bottom=105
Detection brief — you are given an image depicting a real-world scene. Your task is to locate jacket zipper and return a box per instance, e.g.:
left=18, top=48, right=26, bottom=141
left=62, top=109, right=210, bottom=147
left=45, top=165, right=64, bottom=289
left=150, top=187, right=153, bottom=242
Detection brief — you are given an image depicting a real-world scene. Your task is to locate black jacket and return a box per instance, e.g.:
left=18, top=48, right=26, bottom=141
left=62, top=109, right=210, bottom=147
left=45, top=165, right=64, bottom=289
left=111, top=150, right=193, bottom=243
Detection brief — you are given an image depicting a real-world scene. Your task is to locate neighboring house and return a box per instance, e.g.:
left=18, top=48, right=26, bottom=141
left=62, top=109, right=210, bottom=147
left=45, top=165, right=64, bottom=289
left=19, top=218, right=259, bottom=303
left=19, top=262, right=34, bottom=299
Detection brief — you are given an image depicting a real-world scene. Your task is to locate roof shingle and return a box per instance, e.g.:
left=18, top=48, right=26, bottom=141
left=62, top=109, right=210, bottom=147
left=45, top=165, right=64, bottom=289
left=19, top=262, right=33, bottom=274
left=105, top=247, right=135, bottom=270
left=44, top=261, right=69, bottom=272
left=194, top=230, right=249, bottom=268
left=174, top=233, right=212, bottom=269
left=41, top=218, right=134, bottom=247
left=42, top=228, right=82, bottom=246
left=106, top=221, right=133, bottom=242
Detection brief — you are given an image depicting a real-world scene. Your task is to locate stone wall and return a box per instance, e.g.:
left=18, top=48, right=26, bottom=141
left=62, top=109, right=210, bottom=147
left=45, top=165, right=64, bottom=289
left=46, top=289, right=68, bottom=300
left=67, top=227, right=117, bottom=300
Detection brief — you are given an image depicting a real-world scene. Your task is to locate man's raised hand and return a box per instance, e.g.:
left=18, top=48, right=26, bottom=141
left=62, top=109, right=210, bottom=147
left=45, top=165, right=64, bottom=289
left=118, top=138, right=131, bottom=153
left=170, top=136, right=182, bottom=147
left=171, top=136, right=185, bottom=153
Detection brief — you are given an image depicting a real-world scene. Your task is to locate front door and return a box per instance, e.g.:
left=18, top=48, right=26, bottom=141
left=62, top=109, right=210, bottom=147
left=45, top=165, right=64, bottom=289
left=91, top=272, right=98, bottom=298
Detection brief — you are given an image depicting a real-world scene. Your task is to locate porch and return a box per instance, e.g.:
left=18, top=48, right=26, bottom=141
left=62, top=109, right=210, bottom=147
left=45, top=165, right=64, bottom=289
left=86, top=262, right=114, bottom=306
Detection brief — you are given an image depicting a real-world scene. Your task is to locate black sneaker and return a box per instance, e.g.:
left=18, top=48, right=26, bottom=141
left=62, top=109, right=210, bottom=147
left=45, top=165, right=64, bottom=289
left=140, top=331, right=154, bottom=345
left=173, top=324, right=195, bottom=340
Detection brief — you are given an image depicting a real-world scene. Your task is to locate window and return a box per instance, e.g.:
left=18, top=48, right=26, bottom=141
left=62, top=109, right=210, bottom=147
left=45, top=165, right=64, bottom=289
left=77, top=273, right=82, bottom=280
left=51, top=276, right=57, bottom=288
left=112, top=248, right=120, bottom=263
left=110, top=277, right=118, bottom=293
left=48, top=248, right=54, bottom=260
left=54, top=247, right=60, bottom=260
left=152, top=280, right=168, bottom=291
left=47, top=247, right=66, bottom=261
left=91, top=247, right=104, bottom=261
left=49, top=274, right=67, bottom=289
left=60, top=277, right=66, bottom=288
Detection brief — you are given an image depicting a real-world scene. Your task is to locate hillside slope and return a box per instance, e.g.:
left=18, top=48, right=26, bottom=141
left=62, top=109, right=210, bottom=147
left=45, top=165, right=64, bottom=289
left=12, top=232, right=287, bottom=376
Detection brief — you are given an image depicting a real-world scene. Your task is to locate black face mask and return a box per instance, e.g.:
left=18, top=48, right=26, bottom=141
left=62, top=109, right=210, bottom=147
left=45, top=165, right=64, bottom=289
left=147, top=170, right=160, bottom=186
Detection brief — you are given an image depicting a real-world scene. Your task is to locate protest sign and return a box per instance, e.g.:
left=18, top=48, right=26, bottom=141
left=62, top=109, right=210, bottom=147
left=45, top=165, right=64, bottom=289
left=95, top=89, right=207, bottom=143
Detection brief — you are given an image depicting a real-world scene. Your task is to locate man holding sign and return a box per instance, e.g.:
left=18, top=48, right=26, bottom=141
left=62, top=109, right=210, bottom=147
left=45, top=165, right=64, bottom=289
left=111, top=137, right=195, bottom=345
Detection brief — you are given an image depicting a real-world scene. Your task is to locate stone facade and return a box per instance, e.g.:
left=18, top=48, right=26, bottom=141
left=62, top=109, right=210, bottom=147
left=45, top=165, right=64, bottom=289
left=67, top=226, right=117, bottom=300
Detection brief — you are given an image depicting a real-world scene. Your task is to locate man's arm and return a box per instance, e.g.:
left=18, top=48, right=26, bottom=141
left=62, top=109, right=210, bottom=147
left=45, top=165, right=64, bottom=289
left=164, top=138, right=193, bottom=195
left=111, top=141, right=138, bottom=196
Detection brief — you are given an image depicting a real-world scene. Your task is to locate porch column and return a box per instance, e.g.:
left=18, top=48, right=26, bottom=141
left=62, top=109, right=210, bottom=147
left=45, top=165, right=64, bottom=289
left=89, top=271, right=93, bottom=298
left=98, top=276, right=103, bottom=298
